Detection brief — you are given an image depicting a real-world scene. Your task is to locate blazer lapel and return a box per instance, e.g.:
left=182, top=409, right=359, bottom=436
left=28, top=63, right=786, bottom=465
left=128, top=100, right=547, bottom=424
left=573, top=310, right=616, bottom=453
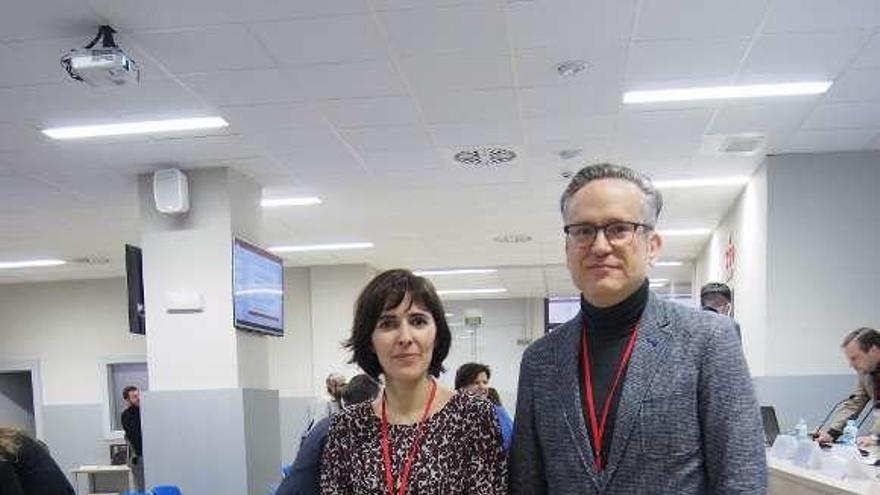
left=554, top=313, right=601, bottom=486
left=602, top=293, right=672, bottom=484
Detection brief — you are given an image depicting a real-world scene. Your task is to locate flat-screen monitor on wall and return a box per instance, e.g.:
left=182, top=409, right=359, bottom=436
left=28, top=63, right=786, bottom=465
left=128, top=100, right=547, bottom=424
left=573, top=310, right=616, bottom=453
left=125, top=244, right=146, bottom=335
left=545, top=296, right=580, bottom=332
left=233, top=238, right=284, bottom=336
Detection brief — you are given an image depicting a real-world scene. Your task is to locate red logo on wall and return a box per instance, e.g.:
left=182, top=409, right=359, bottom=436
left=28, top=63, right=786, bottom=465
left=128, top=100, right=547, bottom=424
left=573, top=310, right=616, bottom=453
left=723, top=233, right=736, bottom=282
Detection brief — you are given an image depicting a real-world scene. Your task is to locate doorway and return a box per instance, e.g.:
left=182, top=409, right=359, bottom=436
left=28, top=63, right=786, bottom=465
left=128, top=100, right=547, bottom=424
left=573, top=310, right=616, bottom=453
left=0, top=370, right=36, bottom=436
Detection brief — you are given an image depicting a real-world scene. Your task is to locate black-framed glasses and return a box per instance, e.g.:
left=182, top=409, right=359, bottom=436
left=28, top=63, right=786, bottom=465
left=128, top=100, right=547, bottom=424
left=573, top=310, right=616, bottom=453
left=563, top=221, right=653, bottom=247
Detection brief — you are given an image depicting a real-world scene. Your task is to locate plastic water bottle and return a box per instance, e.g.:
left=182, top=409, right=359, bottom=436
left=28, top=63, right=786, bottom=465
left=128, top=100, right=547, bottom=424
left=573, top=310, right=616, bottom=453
left=841, top=419, right=858, bottom=446
left=795, top=418, right=809, bottom=441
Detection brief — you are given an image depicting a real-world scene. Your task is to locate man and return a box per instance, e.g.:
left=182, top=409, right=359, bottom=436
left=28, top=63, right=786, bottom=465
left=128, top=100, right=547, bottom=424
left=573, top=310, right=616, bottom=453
left=509, top=164, right=766, bottom=494
left=324, top=372, right=347, bottom=416
left=120, top=386, right=144, bottom=491
left=276, top=374, right=379, bottom=495
left=700, top=282, right=741, bottom=340
left=816, top=328, right=880, bottom=447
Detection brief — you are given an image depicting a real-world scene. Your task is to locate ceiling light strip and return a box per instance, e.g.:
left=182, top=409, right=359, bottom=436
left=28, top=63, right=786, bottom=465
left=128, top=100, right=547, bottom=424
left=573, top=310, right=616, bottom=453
left=0, top=259, right=66, bottom=270
left=414, top=268, right=497, bottom=276
left=654, top=177, right=750, bottom=189
left=623, top=81, right=832, bottom=104
left=268, top=242, right=374, bottom=253
left=436, top=288, right=508, bottom=296
left=261, top=197, right=322, bottom=208
left=42, top=117, right=229, bottom=140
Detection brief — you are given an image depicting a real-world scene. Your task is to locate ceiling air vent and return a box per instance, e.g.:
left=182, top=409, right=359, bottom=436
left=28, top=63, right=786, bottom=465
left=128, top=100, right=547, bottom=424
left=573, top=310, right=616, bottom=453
left=493, top=233, right=532, bottom=244
left=453, top=147, right=517, bottom=168
left=720, top=135, right=764, bottom=154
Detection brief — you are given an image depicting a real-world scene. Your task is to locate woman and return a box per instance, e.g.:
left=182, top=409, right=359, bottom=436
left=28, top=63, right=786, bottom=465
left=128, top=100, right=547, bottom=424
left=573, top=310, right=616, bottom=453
left=454, top=364, right=513, bottom=453
left=320, top=269, right=507, bottom=494
left=0, top=426, right=74, bottom=495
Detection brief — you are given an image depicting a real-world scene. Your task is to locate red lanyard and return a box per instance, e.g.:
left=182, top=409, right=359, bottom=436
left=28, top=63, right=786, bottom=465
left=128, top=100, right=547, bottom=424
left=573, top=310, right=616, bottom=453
left=580, top=321, right=639, bottom=471
left=381, top=378, right=438, bottom=495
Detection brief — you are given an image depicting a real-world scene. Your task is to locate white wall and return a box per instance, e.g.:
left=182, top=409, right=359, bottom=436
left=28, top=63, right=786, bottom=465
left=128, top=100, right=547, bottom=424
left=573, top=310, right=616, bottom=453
left=0, top=278, right=145, bottom=405
left=695, top=164, right=768, bottom=375
left=765, top=152, right=880, bottom=375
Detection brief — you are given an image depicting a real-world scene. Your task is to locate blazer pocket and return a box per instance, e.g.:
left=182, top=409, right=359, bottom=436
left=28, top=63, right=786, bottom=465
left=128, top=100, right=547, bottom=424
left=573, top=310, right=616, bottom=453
left=638, top=392, right=701, bottom=457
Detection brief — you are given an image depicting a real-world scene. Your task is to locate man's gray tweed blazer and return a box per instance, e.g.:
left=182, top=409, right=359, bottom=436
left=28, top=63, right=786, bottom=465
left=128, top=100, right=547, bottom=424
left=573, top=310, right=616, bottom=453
left=509, top=291, right=767, bottom=494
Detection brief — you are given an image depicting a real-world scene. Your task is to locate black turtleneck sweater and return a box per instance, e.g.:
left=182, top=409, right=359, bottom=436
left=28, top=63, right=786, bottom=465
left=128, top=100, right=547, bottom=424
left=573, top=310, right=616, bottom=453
left=579, top=279, right=649, bottom=469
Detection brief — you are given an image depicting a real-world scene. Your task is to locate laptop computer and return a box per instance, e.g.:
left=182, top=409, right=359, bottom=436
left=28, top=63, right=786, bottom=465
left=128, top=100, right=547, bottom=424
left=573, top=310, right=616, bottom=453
left=761, top=406, right=781, bottom=447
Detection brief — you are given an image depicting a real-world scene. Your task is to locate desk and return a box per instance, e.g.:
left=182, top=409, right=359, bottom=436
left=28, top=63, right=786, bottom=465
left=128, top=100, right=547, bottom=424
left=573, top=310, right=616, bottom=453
left=769, top=456, right=880, bottom=495
left=70, top=465, right=131, bottom=495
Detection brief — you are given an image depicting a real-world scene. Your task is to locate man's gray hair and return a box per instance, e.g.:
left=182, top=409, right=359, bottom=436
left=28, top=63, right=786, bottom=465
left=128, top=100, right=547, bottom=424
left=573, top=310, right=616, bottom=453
left=560, top=163, right=663, bottom=225
left=841, top=327, right=880, bottom=352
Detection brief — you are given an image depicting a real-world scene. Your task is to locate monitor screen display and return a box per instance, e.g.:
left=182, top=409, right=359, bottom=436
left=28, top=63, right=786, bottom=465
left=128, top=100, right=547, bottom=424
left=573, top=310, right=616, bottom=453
left=546, top=296, right=580, bottom=330
left=125, top=244, right=146, bottom=335
left=233, top=238, right=284, bottom=336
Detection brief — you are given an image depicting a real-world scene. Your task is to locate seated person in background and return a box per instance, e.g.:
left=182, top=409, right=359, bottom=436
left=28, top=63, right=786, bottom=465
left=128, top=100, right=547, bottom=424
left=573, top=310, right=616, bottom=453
left=816, top=327, right=880, bottom=447
left=0, top=426, right=74, bottom=495
left=277, top=374, right=380, bottom=495
left=455, top=363, right=513, bottom=451
left=486, top=388, right=514, bottom=452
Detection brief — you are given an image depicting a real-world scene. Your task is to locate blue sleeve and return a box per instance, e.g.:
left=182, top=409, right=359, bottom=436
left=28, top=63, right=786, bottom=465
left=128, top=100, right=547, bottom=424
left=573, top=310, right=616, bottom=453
left=280, top=416, right=331, bottom=495
left=495, top=405, right=514, bottom=452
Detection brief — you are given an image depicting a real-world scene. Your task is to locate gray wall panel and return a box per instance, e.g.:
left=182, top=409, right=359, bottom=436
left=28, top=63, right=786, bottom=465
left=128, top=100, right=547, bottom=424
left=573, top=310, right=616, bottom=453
left=243, top=389, right=280, bottom=495
left=42, top=403, right=107, bottom=485
left=753, top=374, right=865, bottom=433
left=0, top=372, right=35, bottom=434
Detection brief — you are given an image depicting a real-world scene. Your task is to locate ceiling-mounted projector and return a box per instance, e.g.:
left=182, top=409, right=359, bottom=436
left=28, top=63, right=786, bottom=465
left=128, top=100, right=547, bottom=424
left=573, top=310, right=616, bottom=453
left=61, top=25, right=139, bottom=86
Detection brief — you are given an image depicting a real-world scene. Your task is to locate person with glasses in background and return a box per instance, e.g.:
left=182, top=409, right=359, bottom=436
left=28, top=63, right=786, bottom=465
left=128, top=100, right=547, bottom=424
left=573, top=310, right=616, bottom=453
left=509, top=163, right=765, bottom=494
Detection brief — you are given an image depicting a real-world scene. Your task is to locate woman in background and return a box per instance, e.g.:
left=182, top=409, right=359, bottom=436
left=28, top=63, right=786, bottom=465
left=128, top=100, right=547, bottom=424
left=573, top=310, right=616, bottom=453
left=320, top=269, right=507, bottom=494
left=0, top=426, right=74, bottom=495
left=455, top=363, right=513, bottom=452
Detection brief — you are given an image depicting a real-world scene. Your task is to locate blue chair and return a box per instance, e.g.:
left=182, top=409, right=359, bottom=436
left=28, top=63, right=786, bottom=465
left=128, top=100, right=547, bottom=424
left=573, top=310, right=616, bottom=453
left=152, top=486, right=182, bottom=495
left=123, top=492, right=149, bottom=495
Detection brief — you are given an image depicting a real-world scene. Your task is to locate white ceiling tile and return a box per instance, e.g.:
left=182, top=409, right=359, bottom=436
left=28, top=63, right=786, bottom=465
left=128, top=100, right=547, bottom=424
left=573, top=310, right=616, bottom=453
left=516, top=45, right=627, bottom=88
left=274, top=149, right=367, bottom=178
left=420, top=90, right=518, bottom=124
left=763, top=0, right=880, bottom=33
left=359, top=149, right=445, bottom=173
left=709, top=99, right=816, bottom=134
left=400, top=53, right=514, bottom=93
left=523, top=115, right=616, bottom=144
left=0, top=123, right=44, bottom=152
left=519, top=84, right=621, bottom=119
left=220, top=102, right=325, bottom=131
left=130, top=25, right=275, bottom=74
left=182, top=69, right=304, bottom=106
left=635, top=0, right=769, bottom=41
left=247, top=126, right=348, bottom=155
left=803, top=102, right=880, bottom=130
left=779, top=129, right=877, bottom=153
left=379, top=4, right=507, bottom=56
left=618, top=108, right=713, bottom=141
left=507, top=0, right=636, bottom=50
left=852, top=34, right=880, bottom=69
left=251, top=15, right=385, bottom=66
left=627, top=38, right=750, bottom=84
left=0, top=84, right=112, bottom=127
left=290, top=61, right=405, bottom=98
left=320, top=96, right=422, bottom=127
left=340, top=125, right=433, bottom=150
left=0, top=0, right=97, bottom=42
left=89, top=78, right=208, bottom=120
left=0, top=40, right=72, bottom=87
left=430, top=122, right=522, bottom=148
left=741, top=32, right=870, bottom=79
left=88, top=0, right=369, bottom=30
left=827, top=68, right=880, bottom=101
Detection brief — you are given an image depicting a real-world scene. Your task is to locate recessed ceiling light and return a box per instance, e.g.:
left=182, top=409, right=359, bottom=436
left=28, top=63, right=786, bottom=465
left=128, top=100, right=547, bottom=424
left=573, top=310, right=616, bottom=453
left=454, top=147, right=517, bottom=167
left=42, top=116, right=229, bottom=140
left=261, top=196, right=322, bottom=208
left=654, top=177, right=750, bottom=189
left=437, top=288, right=508, bottom=296
left=655, top=261, right=684, bottom=267
left=445, top=313, right=455, bottom=317
left=493, top=234, right=532, bottom=244
left=623, top=81, right=832, bottom=104
left=414, top=268, right=497, bottom=276
left=556, top=60, right=588, bottom=78
left=0, top=259, right=66, bottom=270
left=268, top=242, right=374, bottom=253
left=658, top=228, right=712, bottom=236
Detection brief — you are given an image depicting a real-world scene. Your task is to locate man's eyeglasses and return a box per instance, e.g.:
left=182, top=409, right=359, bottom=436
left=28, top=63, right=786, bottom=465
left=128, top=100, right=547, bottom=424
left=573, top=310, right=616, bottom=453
left=563, top=221, right=653, bottom=247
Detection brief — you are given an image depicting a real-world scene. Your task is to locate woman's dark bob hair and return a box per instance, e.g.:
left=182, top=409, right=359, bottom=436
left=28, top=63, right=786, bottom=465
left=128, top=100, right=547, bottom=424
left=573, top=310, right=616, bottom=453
left=345, top=269, right=451, bottom=380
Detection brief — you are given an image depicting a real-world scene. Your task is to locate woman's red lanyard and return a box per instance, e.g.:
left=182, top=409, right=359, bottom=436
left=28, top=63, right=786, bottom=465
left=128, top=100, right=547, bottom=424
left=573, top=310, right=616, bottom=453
left=381, top=378, right=438, bottom=495
left=580, top=321, right=639, bottom=471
